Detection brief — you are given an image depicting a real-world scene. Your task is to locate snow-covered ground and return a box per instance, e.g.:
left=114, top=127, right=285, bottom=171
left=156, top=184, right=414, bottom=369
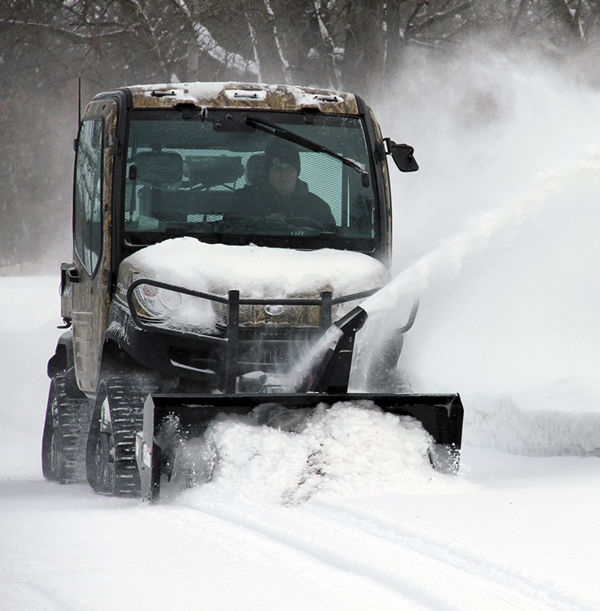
left=2, top=48, right=600, bottom=610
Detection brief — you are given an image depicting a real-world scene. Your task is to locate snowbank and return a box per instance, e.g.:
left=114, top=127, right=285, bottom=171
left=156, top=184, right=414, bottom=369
left=465, top=383, right=600, bottom=457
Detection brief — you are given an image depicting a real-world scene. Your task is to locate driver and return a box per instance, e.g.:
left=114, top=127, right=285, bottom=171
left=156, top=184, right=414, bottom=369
left=231, top=142, right=336, bottom=231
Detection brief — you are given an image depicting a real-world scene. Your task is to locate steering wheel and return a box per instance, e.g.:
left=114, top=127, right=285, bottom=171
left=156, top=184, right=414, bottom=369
left=286, top=217, right=326, bottom=232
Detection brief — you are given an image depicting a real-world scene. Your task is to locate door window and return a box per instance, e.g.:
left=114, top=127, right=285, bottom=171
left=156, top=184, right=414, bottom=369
left=74, top=117, right=103, bottom=275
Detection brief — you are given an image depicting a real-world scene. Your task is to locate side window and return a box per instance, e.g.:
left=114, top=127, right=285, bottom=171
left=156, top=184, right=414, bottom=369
left=74, top=118, right=103, bottom=275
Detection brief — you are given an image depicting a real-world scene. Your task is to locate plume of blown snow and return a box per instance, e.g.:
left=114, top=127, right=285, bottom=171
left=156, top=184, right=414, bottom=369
left=350, top=43, right=600, bottom=423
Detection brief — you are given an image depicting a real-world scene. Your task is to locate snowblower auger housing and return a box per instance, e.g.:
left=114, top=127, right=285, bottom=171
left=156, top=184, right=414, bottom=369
left=138, top=392, right=463, bottom=502
left=43, top=81, right=463, bottom=499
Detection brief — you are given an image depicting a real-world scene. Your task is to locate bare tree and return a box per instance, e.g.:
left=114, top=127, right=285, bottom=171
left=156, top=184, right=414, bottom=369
left=545, top=0, right=600, bottom=40
left=4, top=0, right=600, bottom=269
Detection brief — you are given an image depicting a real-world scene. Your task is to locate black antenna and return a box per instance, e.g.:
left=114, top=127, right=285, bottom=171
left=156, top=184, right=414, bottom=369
left=73, top=77, right=82, bottom=152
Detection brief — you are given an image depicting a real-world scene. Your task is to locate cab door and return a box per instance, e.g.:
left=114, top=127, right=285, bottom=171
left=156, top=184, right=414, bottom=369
left=70, top=99, right=118, bottom=394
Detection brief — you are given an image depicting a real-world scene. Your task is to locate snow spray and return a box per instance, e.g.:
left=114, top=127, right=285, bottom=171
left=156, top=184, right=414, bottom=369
left=359, top=45, right=600, bottom=423
left=350, top=150, right=600, bottom=391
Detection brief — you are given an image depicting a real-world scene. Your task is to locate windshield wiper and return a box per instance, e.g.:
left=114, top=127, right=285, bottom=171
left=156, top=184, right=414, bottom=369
left=245, top=115, right=370, bottom=187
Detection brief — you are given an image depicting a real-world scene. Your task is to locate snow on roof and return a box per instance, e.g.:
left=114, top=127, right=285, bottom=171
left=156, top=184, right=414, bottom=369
left=125, top=82, right=359, bottom=114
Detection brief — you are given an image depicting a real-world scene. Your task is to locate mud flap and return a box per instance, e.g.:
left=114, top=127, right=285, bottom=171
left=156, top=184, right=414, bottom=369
left=136, top=392, right=463, bottom=502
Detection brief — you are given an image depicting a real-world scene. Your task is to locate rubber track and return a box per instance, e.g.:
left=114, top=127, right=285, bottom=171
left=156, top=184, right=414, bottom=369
left=103, top=375, right=155, bottom=497
left=43, top=376, right=91, bottom=483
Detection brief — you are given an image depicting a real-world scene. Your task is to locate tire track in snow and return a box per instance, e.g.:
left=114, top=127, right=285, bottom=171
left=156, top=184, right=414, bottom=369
left=0, top=572, right=96, bottom=611
left=177, top=494, right=591, bottom=611
left=149, top=503, right=421, bottom=610
left=308, top=500, right=596, bottom=611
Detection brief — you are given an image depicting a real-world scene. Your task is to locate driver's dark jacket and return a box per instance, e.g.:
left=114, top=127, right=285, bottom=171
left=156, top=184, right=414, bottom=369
left=230, top=179, right=336, bottom=231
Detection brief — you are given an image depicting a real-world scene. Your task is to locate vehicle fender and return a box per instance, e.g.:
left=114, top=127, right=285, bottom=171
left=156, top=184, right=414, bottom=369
left=47, top=331, right=75, bottom=378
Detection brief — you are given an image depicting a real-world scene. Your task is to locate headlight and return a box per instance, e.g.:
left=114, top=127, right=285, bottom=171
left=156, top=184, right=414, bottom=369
left=131, top=283, right=183, bottom=321
left=127, top=280, right=217, bottom=332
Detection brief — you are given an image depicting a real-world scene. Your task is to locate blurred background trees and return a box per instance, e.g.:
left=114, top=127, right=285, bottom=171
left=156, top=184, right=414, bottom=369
left=1, top=0, right=600, bottom=271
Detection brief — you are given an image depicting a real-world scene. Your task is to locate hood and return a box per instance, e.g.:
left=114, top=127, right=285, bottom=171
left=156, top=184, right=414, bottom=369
left=117, top=238, right=389, bottom=331
left=120, top=238, right=388, bottom=298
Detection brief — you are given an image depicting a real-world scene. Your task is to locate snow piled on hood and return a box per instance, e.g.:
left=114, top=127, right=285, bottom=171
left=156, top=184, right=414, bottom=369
left=176, top=402, right=469, bottom=507
left=123, top=238, right=388, bottom=299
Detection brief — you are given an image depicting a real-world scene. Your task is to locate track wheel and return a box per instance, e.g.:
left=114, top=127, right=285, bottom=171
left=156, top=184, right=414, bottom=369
left=86, top=375, right=154, bottom=497
left=42, top=375, right=90, bottom=483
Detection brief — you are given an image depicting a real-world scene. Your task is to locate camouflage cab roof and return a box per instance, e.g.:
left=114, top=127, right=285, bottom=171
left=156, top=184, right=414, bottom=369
left=121, top=82, right=359, bottom=115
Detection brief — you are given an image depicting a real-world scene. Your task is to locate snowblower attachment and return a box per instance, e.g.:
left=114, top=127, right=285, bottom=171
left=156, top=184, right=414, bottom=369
left=135, top=305, right=464, bottom=502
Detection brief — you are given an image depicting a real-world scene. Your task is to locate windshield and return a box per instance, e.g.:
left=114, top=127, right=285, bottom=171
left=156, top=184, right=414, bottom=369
left=122, top=108, right=377, bottom=251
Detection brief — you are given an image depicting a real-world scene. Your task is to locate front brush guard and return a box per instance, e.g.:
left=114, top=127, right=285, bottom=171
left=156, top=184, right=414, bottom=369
left=126, top=279, right=382, bottom=392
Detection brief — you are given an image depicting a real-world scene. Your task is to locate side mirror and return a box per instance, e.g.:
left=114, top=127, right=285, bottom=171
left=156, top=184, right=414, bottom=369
left=384, top=138, right=419, bottom=172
